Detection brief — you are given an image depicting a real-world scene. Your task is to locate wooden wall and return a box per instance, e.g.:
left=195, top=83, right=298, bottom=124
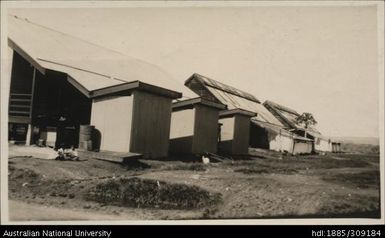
left=232, top=115, right=251, bottom=155
left=130, top=90, right=172, bottom=159
left=91, top=95, right=134, bottom=152
left=169, top=108, right=195, bottom=154
left=219, top=114, right=252, bottom=155
left=169, top=104, right=220, bottom=155
left=192, top=104, right=219, bottom=154
left=293, top=141, right=313, bottom=155
left=269, top=134, right=294, bottom=154
left=315, top=138, right=332, bottom=152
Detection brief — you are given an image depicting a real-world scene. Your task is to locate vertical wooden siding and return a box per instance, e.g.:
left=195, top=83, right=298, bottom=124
left=232, top=115, right=251, bottom=155
left=91, top=95, right=133, bottom=152
left=130, top=90, right=172, bottom=158
left=169, top=108, right=195, bottom=154
left=192, top=104, right=219, bottom=154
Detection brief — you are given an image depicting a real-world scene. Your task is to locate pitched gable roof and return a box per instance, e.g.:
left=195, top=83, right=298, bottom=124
left=7, top=15, right=192, bottom=99
left=186, top=73, right=260, bottom=103
left=264, top=100, right=300, bottom=116
left=263, top=100, right=322, bottom=136
left=185, top=73, right=284, bottom=126
left=263, top=100, right=299, bottom=129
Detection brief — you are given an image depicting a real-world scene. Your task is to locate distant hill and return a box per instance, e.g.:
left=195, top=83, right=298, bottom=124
left=332, top=137, right=380, bottom=154
left=332, top=137, right=379, bottom=146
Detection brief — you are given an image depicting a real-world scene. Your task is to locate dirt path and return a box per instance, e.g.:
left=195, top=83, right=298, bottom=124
left=9, top=200, right=135, bottom=221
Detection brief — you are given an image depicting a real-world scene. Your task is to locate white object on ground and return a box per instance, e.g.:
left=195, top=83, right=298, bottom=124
left=202, top=156, right=210, bottom=164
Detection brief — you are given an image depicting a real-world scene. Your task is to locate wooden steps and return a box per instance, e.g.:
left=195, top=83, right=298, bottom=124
left=78, top=150, right=143, bottom=164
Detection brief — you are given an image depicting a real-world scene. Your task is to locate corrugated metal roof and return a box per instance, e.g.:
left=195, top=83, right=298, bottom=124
left=264, top=100, right=299, bottom=115
left=207, top=86, right=284, bottom=125
left=264, top=100, right=322, bottom=136
left=8, top=15, right=197, bottom=99
left=186, top=73, right=285, bottom=126
left=251, top=119, right=292, bottom=136
left=191, top=73, right=260, bottom=103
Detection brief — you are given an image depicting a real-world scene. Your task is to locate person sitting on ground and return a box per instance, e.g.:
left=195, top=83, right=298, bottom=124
left=56, top=144, right=80, bottom=161
left=65, top=146, right=79, bottom=161
left=56, top=147, right=65, bottom=160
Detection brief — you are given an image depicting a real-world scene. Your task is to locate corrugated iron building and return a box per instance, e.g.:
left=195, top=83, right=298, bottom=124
left=7, top=15, right=186, bottom=158
left=185, top=73, right=313, bottom=155
left=263, top=100, right=339, bottom=153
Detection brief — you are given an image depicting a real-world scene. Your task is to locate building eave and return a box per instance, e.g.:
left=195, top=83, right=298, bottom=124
left=8, top=38, right=46, bottom=74
left=219, top=108, right=256, bottom=118
left=90, top=81, right=182, bottom=99
left=172, top=97, right=227, bottom=111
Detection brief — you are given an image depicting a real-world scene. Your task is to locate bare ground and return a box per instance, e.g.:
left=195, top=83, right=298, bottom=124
left=7, top=148, right=380, bottom=221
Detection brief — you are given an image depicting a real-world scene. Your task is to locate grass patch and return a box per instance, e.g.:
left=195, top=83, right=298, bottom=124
left=123, top=159, right=151, bottom=171
left=282, top=157, right=372, bottom=169
left=85, top=177, right=222, bottom=209
left=234, top=167, right=297, bottom=175
left=169, top=163, right=206, bottom=171
left=225, top=155, right=373, bottom=172
left=334, top=154, right=379, bottom=163
left=234, top=168, right=269, bottom=174
left=10, top=167, right=40, bottom=180
left=341, top=143, right=379, bottom=154
left=319, top=193, right=380, bottom=218
left=322, top=170, right=380, bottom=189
left=150, top=162, right=207, bottom=172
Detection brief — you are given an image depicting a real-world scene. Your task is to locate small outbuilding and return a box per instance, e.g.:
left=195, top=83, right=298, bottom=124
left=263, top=100, right=339, bottom=154
left=169, top=98, right=226, bottom=156
left=332, top=142, right=342, bottom=153
left=297, top=128, right=333, bottom=153
left=218, top=109, right=256, bottom=155
left=251, top=119, right=313, bottom=155
left=315, top=137, right=333, bottom=152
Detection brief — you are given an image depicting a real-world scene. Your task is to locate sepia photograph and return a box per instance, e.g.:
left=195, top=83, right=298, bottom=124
left=0, top=1, right=383, bottom=225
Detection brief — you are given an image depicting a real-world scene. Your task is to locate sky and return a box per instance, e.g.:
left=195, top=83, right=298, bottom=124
left=7, top=5, right=380, bottom=138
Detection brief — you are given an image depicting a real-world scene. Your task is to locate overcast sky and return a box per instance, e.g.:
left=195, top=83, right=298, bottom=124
left=8, top=5, right=380, bottom=138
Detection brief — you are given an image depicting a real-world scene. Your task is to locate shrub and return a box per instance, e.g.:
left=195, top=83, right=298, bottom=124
left=85, top=177, right=222, bottom=209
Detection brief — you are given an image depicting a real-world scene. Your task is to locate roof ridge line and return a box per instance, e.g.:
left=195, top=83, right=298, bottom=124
left=265, top=100, right=300, bottom=115
left=37, top=58, right=129, bottom=83
left=10, top=14, right=128, bottom=57
left=10, top=14, right=178, bottom=81
left=193, top=73, right=261, bottom=104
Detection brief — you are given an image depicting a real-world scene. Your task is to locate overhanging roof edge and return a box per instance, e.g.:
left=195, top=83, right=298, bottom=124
left=8, top=38, right=46, bottom=74
left=90, top=81, right=140, bottom=98
left=138, top=82, right=182, bottom=99
left=172, top=97, right=227, bottom=110
left=90, top=81, right=183, bottom=99
left=219, top=108, right=256, bottom=118
left=188, top=73, right=261, bottom=104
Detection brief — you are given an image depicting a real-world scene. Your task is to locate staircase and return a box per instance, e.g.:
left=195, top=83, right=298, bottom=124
left=9, top=93, right=32, bottom=123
